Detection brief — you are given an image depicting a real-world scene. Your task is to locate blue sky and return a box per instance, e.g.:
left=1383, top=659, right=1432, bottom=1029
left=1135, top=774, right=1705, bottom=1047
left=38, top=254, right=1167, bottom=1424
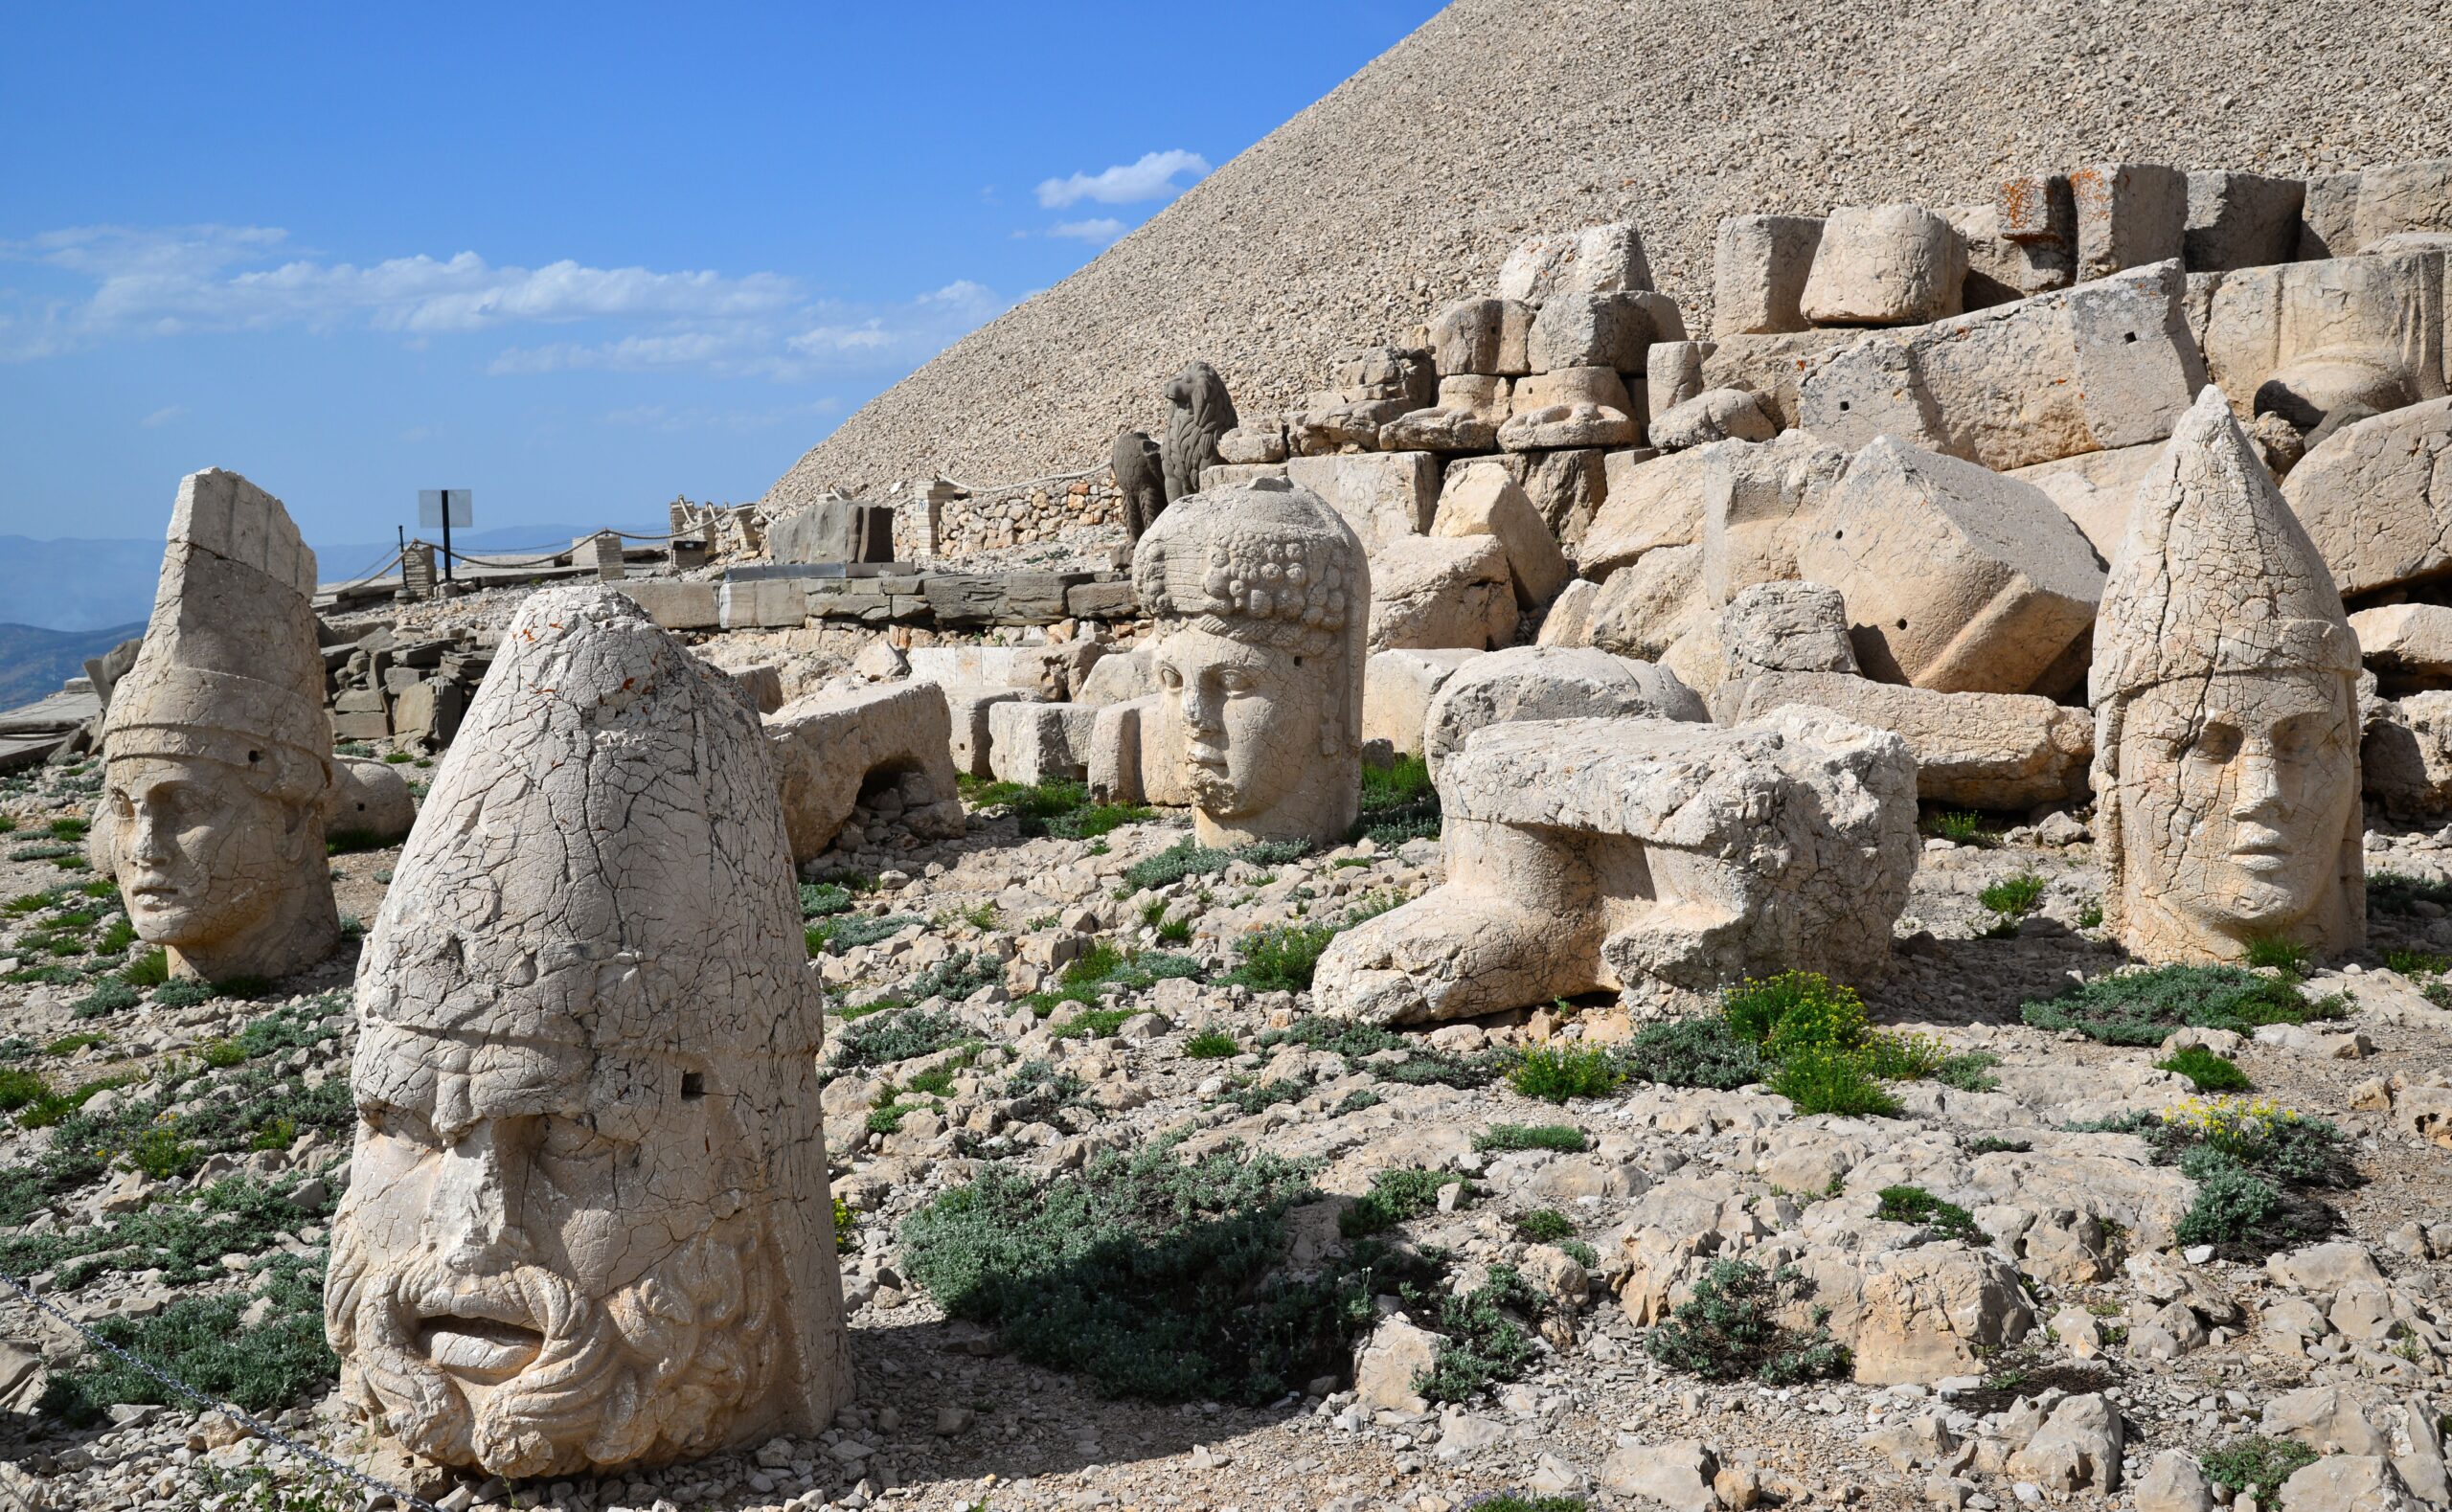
left=0, top=2, right=1440, bottom=558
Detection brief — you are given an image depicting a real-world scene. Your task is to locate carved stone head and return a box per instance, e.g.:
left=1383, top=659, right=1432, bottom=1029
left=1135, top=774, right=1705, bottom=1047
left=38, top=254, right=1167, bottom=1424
left=95, top=469, right=335, bottom=983
left=2092, top=388, right=2365, bottom=963
left=327, top=587, right=847, bottom=1479
left=1132, top=477, right=1368, bottom=847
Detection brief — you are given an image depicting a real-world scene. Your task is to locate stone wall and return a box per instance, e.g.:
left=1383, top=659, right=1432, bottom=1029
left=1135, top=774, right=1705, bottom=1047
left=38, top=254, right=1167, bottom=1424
left=934, top=474, right=1125, bottom=558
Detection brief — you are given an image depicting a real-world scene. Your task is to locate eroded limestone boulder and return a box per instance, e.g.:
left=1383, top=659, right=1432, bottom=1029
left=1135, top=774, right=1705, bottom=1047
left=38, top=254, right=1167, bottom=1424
left=2282, top=398, right=2452, bottom=598
left=1699, top=429, right=1852, bottom=608
left=1795, top=437, right=2104, bottom=693
left=325, top=756, right=418, bottom=846
left=1496, top=222, right=1653, bottom=305
left=1648, top=387, right=1776, bottom=452
left=1798, top=260, right=2208, bottom=473
left=767, top=681, right=964, bottom=861
left=1313, top=708, right=1917, bottom=1024
left=1851, top=1244, right=2035, bottom=1386
left=1431, top=463, right=1571, bottom=607
left=1368, top=535, right=1517, bottom=653
left=1801, top=203, right=1966, bottom=326
left=1420, top=645, right=1705, bottom=778
left=1363, top=648, right=1483, bottom=758
left=1716, top=671, right=2092, bottom=809
left=1717, top=581, right=1858, bottom=682
left=2204, top=252, right=2447, bottom=434
left=1714, top=214, right=1824, bottom=336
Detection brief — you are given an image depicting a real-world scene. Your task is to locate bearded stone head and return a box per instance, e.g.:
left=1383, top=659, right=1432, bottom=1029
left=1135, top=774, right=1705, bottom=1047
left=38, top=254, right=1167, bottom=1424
left=1131, top=478, right=1368, bottom=848
left=327, top=586, right=847, bottom=1478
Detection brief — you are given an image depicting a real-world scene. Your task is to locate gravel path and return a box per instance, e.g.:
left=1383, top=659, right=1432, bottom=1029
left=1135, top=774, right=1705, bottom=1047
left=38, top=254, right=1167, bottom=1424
left=763, top=0, right=2452, bottom=506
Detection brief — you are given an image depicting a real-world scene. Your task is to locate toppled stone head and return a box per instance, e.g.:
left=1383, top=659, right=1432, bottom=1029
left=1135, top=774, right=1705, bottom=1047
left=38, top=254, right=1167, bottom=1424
left=1132, top=477, right=1368, bottom=846
left=2092, top=387, right=2365, bottom=963
left=327, top=586, right=847, bottom=1479
left=94, top=469, right=336, bottom=982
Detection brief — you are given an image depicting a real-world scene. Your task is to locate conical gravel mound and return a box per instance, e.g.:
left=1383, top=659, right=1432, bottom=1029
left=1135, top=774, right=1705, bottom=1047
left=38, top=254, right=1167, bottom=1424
left=766, top=0, right=2452, bottom=505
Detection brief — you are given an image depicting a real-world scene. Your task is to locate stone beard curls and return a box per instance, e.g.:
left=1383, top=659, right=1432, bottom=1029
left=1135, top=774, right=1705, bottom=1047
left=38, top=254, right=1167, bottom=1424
left=325, top=1212, right=778, bottom=1479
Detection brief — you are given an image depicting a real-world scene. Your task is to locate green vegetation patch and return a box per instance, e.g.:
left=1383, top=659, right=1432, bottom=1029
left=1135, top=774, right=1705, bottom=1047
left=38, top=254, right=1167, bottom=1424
left=1874, top=1185, right=1985, bottom=1246
left=1473, top=1123, right=1588, bottom=1155
left=1646, top=1259, right=1848, bottom=1384
left=2199, top=1436, right=2321, bottom=1502
left=1352, top=754, right=1440, bottom=846
left=2156, top=1045, right=2254, bottom=1093
left=39, top=1255, right=334, bottom=1425
left=2020, top=964, right=2346, bottom=1046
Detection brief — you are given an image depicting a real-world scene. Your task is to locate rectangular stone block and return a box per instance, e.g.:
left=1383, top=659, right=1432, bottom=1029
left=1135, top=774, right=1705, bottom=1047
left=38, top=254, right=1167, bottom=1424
left=1363, top=648, right=1482, bottom=757
left=1995, top=172, right=2074, bottom=247
left=938, top=684, right=1033, bottom=777
left=1797, top=260, right=2206, bottom=472
left=2202, top=251, right=2448, bottom=429
left=1946, top=202, right=2072, bottom=309
left=1285, top=451, right=1442, bottom=549
left=1801, top=204, right=1966, bottom=327
left=1429, top=297, right=1534, bottom=376
left=767, top=501, right=897, bottom=565
left=1198, top=462, right=1289, bottom=494
left=2297, top=171, right=2365, bottom=259
left=1712, top=214, right=1824, bottom=336
left=1432, top=463, right=1572, bottom=606
left=1793, top=438, right=2104, bottom=694
left=2184, top=170, right=2304, bottom=273
left=1527, top=291, right=1685, bottom=374
left=1697, top=329, right=1858, bottom=430
left=718, top=577, right=806, bottom=630
left=1065, top=579, right=1139, bottom=620
left=2355, top=158, right=2452, bottom=249
left=987, top=700, right=1097, bottom=785
left=2069, top=162, right=2188, bottom=281
left=615, top=580, right=719, bottom=630
left=1716, top=671, right=2091, bottom=809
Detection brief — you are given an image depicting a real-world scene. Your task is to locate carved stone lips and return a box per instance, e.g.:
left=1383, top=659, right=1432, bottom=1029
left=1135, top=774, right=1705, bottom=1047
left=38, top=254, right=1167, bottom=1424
left=417, top=1291, right=544, bottom=1382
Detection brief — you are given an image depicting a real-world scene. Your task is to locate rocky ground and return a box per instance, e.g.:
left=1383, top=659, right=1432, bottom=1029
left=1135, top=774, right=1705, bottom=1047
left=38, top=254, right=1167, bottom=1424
left=765, top=0, right=2452, bottom=503
left=2, top=746, right=2449, bottom=1512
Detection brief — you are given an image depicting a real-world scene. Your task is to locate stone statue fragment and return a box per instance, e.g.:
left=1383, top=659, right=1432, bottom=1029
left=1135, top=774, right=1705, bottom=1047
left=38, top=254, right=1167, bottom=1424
left=2092, top=387, right=2364, bottom=963
left=328, top=586, right=848, bottom=1478
left=1132, top=477, right=1368, bottom=847
left=1111, top=426, right=1167, bottom=541
left=93, top=468, right=336, bottom=982
left=1160, top=360, right=1238, bottom=504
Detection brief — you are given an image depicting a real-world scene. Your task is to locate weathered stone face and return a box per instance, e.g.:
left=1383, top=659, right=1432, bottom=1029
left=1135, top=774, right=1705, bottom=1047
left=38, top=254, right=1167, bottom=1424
left=2112, top=669, right=2358, bottom=955
left=101, top=752, right=320, bottom=961
left=1152, top=622, right=1329, bottom=823
left=2093, top=388, right=2365, bottom=962
left=327, top=586, right=845, bottom=1479
left=1131, top=479, right=1369, bottom=847
left=96, top=468, right=335, bottom=982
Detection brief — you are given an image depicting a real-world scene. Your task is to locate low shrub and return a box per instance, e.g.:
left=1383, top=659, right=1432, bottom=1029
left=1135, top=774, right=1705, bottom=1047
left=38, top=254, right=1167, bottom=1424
left=800, top=882, right=856, bottom=919
left=1768, top=1048, right=1900, bottom=1117
left=1413, top=1267, right=1541, bottom=1403
left=1352, top=754, right=1441, bottom=846
left=1926, top=810, right=1990, bottom=845
left=1121, top=837, right=1310, bottom=893
left=149, top=978, right=217, bottom=1008
left=2242, top=936, right=2310, bottom=975
left=1617, top=1018, right=1760, bottom=1092
left=806, top=912, right=924, bottom=956
left=1514, top=1208, right=1576, bottom=1243
left=69, top=978, right=140, bottom=1020
left=1645, top=1259, right=1848, bottom=1384
left=2019, top=964, right=2344, bottom=1046
left=1473, top=1123, right=1588, bottom=1155
left=1256, top=1016, right=1502, bottom=1090
left=1342, top=1167, right=1467, bottom=1236
left=122, top=948, right=170, bottom=987
left=1053, top=1007, right=1134, bottom=1041
left=827, top=1007, right=971, bottom=1072
left=1977, top=871, right=2048, bottom=919
left=1722, top=972, right=1870, bottom=1059
left=1874, top=1185, right=1984, bottom=1245
left=2385, top=948, right=2450, bottom=976
left=38, top=1255, right=333, bottom=1424
left=900, top=1141, right=1382, bottom=1403
left=1508, top=1046, right=1623, bottom=1103
left=1184, top=1029, right=1239, bottom=1059
left=1221, top=923, right=1337, bottom=993
left=2200, top=1436, right=2321, bottom=1502
left=2156, top=1045, right=2253, bottom=1093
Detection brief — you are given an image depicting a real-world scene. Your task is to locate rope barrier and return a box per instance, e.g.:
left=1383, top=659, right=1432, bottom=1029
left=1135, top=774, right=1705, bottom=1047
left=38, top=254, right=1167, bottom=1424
left=320, top=548, right=407, bottom=596
left=936, top=462, right=1105, bottom=498
left=0, top=1268, right=443, bottom=1512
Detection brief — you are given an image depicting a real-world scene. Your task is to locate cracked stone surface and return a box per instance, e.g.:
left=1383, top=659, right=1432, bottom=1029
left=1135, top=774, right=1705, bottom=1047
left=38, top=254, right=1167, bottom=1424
left=328, top=585, right=848, bottom=1479
left=2093, top=387, right=2366, bottom=964
left=1132, top=477, right=1369, bottom=848
left=90, top=467, right=338, bottom=984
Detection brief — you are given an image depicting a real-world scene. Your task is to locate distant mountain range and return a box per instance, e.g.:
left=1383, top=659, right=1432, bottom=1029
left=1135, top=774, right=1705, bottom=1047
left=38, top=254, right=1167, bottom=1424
left=0, top=523, right=667, bottom=634
left=0, top=621, right=147, bottom=711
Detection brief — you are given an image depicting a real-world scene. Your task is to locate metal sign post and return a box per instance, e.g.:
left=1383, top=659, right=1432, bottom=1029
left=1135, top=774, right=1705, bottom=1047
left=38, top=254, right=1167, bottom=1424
left=417, top=489, right=473, bottom=582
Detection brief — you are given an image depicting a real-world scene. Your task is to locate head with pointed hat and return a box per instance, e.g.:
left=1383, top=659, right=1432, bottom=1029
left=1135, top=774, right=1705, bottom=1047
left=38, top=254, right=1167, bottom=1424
left=1132, top=476, right=1369, bottom=846
left=326, top=586, right=847, bottom=1478
left=2091, top=388, right=2365, bottom=963
left=94, top=469, right=336, bottom=982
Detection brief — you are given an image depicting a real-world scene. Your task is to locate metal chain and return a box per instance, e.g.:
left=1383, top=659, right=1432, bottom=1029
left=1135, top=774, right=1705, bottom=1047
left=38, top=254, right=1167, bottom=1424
left=0, top=1268, right=446, bottom=1512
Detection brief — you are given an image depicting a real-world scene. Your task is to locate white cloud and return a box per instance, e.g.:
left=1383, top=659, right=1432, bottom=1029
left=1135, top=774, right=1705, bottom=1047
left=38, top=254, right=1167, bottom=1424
left=0, top=226, right=798, bottom=359
left=1034, top=149, right=1210, bottom=209
left=1048, top=218, right=1127, bottom=244
left=1, top=223, right=1008, bottom=383
left=139, top=404, right=185, bottom=428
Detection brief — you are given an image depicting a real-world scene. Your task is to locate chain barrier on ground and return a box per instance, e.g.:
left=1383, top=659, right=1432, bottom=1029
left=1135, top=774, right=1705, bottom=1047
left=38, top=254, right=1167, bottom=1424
left=0, top=1269, right=444, bottom=1512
